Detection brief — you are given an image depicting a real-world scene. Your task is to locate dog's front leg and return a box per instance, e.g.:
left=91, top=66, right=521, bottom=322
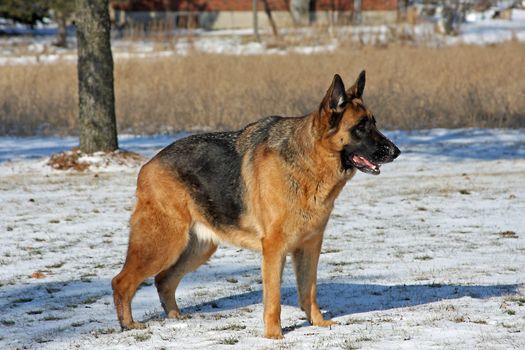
left=261, top=237, right=286, bottom=339
left=292, top=236, right=336, bottom=327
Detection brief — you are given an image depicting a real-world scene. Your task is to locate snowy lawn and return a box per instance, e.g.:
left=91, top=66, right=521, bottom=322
left=0, top=129, right=524, bottom=349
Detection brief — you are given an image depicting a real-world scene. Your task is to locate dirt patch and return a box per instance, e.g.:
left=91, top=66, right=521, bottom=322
left=498, top=231, right=519, bottom=239
left=48, top=148, right=145, bottom=171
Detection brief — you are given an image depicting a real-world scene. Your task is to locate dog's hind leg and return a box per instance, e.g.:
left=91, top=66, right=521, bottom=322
left=155, top=228, right=218, bottom=318
left=112, top=170, right=192, bottom=330
left=155, top=227, right=217, bottom=318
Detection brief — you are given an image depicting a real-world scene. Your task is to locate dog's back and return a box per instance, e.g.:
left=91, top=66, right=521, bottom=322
left=155, top=131, right=244, bottom=228
left=152, top=115, right=306, bottom=227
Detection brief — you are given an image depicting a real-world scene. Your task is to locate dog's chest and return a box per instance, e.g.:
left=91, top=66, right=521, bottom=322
left=285, top=191, right=335, bottom=235
left=280, top=205, right=332, bottom=247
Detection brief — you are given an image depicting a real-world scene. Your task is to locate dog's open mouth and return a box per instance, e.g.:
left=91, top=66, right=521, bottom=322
left=349, top=154, right=380, bottom=175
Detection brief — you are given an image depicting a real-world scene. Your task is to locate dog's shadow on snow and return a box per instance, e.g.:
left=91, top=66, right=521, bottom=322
left=181, top=282, right=519, bottom=321
left=0, top=278, right=520, bottom=342
left=2, top=280, right=519, bottom=321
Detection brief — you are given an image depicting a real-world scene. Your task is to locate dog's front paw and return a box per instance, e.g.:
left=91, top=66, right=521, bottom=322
left=265, top=332, right=284, bottom=340
left=167, top=309, right=182, bottom=319
left=264, top=326, right=284, bottom=339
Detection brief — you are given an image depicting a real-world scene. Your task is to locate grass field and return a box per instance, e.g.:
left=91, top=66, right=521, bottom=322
left=1, top=42, right=524, bottom=136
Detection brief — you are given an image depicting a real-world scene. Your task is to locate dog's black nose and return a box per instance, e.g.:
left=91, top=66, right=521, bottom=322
left=392, top=146, right=401, bottom=159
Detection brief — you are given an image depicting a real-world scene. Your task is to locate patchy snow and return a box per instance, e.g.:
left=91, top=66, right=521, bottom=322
left=0, top=134, right=184, bottom=162
left=0, top=128, right=524, bottom=349
left=447, top=19, right=525, bottom=45
left=0, top=20, right=524, bottom=65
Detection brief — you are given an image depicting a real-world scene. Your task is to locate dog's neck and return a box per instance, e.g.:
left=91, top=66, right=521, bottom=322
left=282, top=114, right=351, bottom=206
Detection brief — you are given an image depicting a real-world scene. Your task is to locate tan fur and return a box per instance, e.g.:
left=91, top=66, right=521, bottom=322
left=112, top=74, right=381, bottom=339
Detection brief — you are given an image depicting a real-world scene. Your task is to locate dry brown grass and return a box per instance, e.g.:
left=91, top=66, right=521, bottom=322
left=1, top=42, right=524, bottom=136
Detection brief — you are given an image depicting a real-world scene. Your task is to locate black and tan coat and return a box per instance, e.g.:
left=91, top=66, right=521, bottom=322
left=112, top=71, right=400, bottom=339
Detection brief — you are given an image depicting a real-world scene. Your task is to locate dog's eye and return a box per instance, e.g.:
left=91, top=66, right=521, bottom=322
left=357, top=121, right=367, bottom=132
left=351, top=119, right=368, bottom=137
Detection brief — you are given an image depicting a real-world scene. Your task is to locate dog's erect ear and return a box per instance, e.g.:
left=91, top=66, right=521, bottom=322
left=346, top=70, right=366, bottom=99
left=317, top=74, right=347, bottom=135
left=322, top=74, right=347, bottom=112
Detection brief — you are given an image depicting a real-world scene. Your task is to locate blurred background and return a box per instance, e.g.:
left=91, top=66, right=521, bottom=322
left=0, top=0, right=524, bottom=136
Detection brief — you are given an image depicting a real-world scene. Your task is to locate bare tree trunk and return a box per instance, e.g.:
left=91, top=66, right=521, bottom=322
left=262, top=0, right=279, bottom=37
left=354, top=0, right=362, bottom=24
left=290, top=0, right=309, bottom=26
left=54, top=10, right=67, bottom=47
left=75, top=0, right=118, bottom=153
left=253, top=0, right=260, bottom=42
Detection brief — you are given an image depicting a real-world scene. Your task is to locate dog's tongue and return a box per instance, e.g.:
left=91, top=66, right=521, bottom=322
left=352, top=155, right=379, bottom=172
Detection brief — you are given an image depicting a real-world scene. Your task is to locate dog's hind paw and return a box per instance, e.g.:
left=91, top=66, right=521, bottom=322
left=312, top=319, right=337, bottom=327
left=122, top=321, right=146, bottom=330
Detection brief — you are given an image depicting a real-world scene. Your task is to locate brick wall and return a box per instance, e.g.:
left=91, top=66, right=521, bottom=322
left=113, top=0, right=396, bottom=12
left=362, top=0, right=396, bottom=11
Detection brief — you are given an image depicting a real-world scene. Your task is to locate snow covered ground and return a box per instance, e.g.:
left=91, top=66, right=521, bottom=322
left=0, top=128, right=524, bottom=349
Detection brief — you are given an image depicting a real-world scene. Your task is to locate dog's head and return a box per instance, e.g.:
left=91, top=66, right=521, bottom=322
left=315, top=71, right=400, bottom=175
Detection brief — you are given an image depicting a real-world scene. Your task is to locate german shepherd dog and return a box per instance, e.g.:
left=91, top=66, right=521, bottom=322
left=112, top=71, right=400, bottom=339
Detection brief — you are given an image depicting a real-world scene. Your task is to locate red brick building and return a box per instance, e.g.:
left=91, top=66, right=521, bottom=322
left=111, top=0, right=398, bottom=29
left=112, top=0, right=397, bottom=12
